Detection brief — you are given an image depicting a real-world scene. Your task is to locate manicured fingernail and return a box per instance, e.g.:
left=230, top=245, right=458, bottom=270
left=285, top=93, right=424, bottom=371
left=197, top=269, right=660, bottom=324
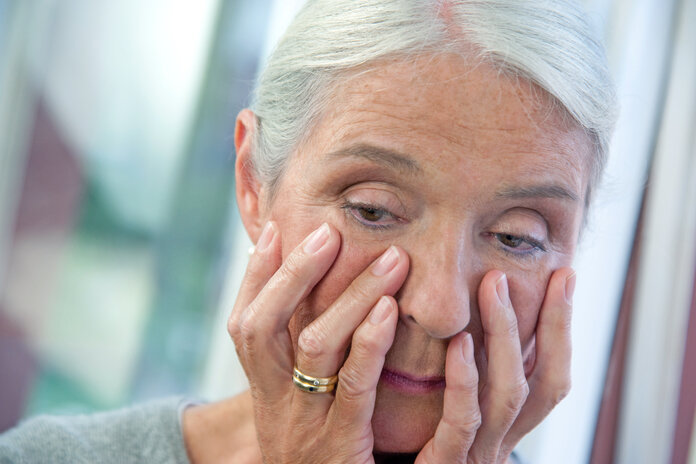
left=303, top=223, right=330, bottom=254
left=255, top=221, right=275, bottom=252
left=369, top=296, right=392, bottom=325
left=372, top=246, right=399, bottom=276
left=461, top=333, right=474, bottom=364
left=565, top=272, right=576, bottom=305
left=496, top=273, right=511, bottom=307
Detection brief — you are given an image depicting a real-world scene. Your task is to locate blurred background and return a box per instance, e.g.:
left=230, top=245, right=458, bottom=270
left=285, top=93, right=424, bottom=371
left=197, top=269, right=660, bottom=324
left=0, top=1, right=694, bottom=463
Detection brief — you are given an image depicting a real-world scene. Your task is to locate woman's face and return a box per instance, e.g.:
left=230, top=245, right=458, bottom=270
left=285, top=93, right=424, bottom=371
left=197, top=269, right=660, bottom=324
left=258, top=54, right=591, bottom=452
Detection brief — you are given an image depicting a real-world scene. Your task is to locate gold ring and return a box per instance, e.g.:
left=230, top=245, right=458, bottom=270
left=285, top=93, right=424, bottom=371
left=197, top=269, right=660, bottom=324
left=292, top=366, right=338, bottom=393
left=292, top=376, right=336, bottom=393
left=293, top=366, right=338, bottom=386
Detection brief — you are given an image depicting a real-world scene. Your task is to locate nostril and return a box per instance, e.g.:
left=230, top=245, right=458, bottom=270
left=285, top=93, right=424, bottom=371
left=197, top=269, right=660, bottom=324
left=402, top=309, right=471, bottom=339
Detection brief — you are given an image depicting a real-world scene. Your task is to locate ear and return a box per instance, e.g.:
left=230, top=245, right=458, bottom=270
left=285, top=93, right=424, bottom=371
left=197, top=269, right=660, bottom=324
left=235, top=108, right=265, bottom=243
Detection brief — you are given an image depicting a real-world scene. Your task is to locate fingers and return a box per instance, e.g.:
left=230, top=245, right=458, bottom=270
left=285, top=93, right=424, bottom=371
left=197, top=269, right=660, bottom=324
left=416, top=332, right=480, bottom=464
left=249, top=222, right=341, bottom=336
left=468, top=270, right=528, bottom=462
left=229, top=222, right=342, bottom=395
left=328, top=296, right=399, bottom=431
left=500, top=268, right=574, bottom=454
left=295, top=246, right=409, bottom=379
left=291, top=247, right=408, bottom=421
left=227, top=221, right=281, bottom=343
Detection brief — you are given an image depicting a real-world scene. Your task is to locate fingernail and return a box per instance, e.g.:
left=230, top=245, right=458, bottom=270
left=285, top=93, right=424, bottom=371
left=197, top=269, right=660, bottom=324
left=372, top=246, right=399, bottom=276
left=303, top=223, right=330, bottom=254
left=255, top=222, right=275, bottom=252
left=461, top=333, right=474, bottom=364
left=565, top=272, right=576, bottom=305
left=496, top=273, right=511, bottom=307
left=369, top=296, right=392, bottom=325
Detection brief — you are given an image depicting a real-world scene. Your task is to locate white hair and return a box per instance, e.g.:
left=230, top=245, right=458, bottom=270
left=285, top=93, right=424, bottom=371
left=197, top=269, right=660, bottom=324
left=250, top=0, right=617, bottom=205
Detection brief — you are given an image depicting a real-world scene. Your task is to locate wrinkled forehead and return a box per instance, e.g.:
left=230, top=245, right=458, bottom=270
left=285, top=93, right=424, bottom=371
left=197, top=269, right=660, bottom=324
left=356, top=56, right=571, bottom=129
left=296, top=54, right=593, bottom=191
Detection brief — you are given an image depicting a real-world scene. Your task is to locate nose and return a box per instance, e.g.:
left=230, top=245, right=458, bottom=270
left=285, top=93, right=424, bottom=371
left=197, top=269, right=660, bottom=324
left=397, top=233, right=472, bottom=339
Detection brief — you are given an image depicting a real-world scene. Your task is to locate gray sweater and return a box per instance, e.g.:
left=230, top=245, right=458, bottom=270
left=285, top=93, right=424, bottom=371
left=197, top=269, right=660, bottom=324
left=0, top=397, right=190, bottom=464
left=0, top=398, right=528, bottom=463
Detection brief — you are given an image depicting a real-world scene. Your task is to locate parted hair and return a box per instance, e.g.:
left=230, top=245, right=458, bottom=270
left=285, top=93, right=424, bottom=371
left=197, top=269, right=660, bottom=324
left=249, top=0, right=617, bottom=204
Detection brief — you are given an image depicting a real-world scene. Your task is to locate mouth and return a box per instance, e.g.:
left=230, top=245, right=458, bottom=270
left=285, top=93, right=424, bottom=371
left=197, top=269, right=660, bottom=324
left=379, top=368, right=446, bottom=395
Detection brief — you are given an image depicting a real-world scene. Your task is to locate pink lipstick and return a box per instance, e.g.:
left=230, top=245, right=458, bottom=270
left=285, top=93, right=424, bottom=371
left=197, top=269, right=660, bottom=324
left=380, top=368, right=446, bottom=394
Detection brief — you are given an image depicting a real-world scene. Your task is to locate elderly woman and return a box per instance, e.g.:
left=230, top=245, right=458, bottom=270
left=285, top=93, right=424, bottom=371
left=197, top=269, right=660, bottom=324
left=0, top=0, right=616, bottom=463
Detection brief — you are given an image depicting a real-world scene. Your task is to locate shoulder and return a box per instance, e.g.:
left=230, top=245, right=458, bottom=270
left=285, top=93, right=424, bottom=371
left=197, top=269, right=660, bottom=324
left=0, top=397, right=193, bottom=464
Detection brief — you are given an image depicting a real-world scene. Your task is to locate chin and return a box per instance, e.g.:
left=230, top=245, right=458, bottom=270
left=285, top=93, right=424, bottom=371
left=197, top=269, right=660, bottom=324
left=371, top=386, right=443, bottom=453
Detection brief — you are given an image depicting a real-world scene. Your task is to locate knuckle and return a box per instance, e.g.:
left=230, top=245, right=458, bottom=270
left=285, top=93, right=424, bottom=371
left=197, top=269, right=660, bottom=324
left=556, top=312, right=573, bottom=332
left=493, top=377, right=529, bottom=418
left=443, top=409, right=481, bottom=437
left=277, top=253, right=305, bottom=284
left=238, top=306, right=259, bottom=347
left=337, top=364, right=370, bottom=399
left=297, top=325, right=327, bottom=361
left=506, top=379, right=530, bottom=410
left=502, top=318, right=520, bottom=339
left=244, top=257, right=267, bottom=283
left=227, top=312, right=240, bottom=341
left=352, top=325, right=383, bottom=355
left=548, top=376, right=572, bottom=405
left=346, top=282, right=375, bottom=304
left=458, top=374, right=480, bottom=393
left=487, top=311, right=519, bottom=339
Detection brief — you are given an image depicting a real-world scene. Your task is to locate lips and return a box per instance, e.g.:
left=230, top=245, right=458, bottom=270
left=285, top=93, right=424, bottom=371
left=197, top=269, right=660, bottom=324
left=379, top=368, right=446, bottom=394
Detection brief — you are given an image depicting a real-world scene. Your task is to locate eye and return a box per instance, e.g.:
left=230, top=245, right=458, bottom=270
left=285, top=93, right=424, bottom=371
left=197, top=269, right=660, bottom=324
left=492, top=232, right=547, bottom=256
left=497, top=233, right=524, bottom=248
left=341, top=201, right=401, bottom=229
left=357, top=206, right=384, bottom=222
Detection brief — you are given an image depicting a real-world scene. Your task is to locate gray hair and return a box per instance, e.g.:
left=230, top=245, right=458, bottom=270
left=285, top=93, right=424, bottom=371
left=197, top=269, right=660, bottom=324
left=250, top=0, right=617, bottom=205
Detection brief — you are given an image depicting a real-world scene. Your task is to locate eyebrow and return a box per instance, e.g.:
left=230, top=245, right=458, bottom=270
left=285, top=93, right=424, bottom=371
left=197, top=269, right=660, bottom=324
left=325, top=144, right=578, bottom=202
left=495, top=184, right=579, bottom=202
left=325, top=143, right=422, bottom=174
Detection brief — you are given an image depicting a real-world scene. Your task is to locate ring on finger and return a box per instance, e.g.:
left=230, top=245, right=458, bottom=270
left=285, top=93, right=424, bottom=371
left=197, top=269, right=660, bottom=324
left=293, top=366, right=338, bottom=386
left=292, top=366, right=338, bottom=393
left=292, top=376, right=336, bottom=393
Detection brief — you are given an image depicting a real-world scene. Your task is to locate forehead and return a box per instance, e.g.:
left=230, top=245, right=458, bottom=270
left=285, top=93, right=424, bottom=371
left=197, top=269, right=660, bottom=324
left=295, top=54, right=592, bottom=202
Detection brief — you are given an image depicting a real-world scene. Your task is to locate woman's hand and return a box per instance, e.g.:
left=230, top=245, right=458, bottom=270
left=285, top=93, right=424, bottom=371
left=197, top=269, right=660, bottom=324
left=229, top=220, right=574, bottom=463
left=228, top=221, right=409, bottom=463
left=415, top=268, right=575, bottom=464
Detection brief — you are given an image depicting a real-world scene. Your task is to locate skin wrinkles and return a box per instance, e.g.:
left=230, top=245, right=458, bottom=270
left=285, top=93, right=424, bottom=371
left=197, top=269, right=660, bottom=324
left=316, top=144, right=580, bottom=254
left=251, top=53, right=591, bottom=453
left=326, top=144, right=422, bottom=176
left=327, top=142, right=582, bottom=206
left=326, top=143, right=580, bottom=206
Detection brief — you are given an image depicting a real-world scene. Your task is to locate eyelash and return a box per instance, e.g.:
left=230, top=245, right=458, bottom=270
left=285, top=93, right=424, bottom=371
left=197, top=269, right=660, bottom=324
left=341, top=201, right=401, bottom=230
left=490, top=232, right=547, bottom=258
left=341, top=201, right=548, bottom=258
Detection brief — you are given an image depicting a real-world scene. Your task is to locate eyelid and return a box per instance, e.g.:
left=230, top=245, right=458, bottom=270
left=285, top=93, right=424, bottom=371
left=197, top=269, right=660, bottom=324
left=494, top=208, right=549, bottom=235
left=342, top=185, right=408, bottom=215
left=499, top=232, right=545, bottom=250
left=487, top=231, right=547, bottom=258
left=341, top=201, right=402, bottom=230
